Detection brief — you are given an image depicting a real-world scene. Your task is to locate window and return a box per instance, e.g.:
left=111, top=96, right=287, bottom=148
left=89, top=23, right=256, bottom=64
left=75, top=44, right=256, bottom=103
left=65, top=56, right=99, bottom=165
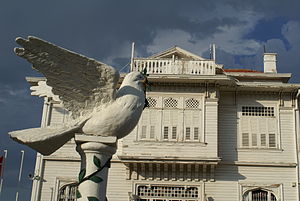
left=147, top=97, right=158, bottom=108
left=58, top=182, right=78, bottom=201
left=242, top=106, right=274, bottom=117
left=139, top=109, right=160, bottom=140
left=163, top=127, right=169, bottom=140
left=185, top=98, right=200, bottom=109
left=137, top=96, right=202, bottom=142
left=184, top=110, right=201, bottom=142
left=141, top=126, right=147, bottom=139
left=162, top=110, right=180, bottom=141
left=186, top=127, right=191, bottom=140
left=240, top=106, right=277, bottom=148
left=243, top=189, right=277, bottom=201
left=164, top=97, right=178, bottom=108
left=171, top=127, right=177, bottom=139
left=194, top=127, right=199, bottom=140
left=136, top=185, right=200, bottom=201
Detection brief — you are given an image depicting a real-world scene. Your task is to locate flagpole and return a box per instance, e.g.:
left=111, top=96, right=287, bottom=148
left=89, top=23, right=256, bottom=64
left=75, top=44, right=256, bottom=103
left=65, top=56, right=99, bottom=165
left=15, top=150, right=24, bottom=201
left=0, top=150, right=8, bottom=200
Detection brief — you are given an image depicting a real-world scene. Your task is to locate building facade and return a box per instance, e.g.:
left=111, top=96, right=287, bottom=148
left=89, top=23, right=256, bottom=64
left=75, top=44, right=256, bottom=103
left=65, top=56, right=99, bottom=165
left=27, top=47, right=300, bottom=201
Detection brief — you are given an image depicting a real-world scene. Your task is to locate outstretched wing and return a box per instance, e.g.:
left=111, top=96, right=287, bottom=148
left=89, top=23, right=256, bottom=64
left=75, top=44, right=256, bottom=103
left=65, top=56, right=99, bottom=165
left=15, top=36, right=120, bottom=118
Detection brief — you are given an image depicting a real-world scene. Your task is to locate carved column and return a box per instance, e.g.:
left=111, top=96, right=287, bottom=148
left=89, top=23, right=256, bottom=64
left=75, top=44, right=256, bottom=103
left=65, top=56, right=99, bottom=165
left=75, top=135, right=117, bottom=201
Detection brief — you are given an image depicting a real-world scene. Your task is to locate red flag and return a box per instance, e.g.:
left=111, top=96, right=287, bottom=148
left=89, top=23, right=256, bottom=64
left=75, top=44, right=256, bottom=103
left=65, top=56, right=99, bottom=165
left=0, top=156, right=3, bottom=177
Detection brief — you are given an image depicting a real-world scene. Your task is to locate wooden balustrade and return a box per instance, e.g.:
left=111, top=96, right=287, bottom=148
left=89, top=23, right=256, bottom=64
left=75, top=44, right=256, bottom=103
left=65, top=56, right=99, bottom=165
left=131, top=59, right=216, bottom=75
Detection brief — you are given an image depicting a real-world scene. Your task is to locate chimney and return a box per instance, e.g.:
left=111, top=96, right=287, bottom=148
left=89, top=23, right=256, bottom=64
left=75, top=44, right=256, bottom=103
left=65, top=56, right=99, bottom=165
left=263, top=53, right=277, bottom=73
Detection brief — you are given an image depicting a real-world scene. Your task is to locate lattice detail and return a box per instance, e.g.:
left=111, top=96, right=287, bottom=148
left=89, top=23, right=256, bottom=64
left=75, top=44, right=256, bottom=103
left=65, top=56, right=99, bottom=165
left=137, top=185, right=199, bottom=198
left=58, top=183, right=77, bottom=201
left=164, top=97, right=178, bottom=108
left=185, top=98, right=199, bottom=109
left=147, top=97, right=157, bottom=108
left=242, top=106, right=274, bottom=116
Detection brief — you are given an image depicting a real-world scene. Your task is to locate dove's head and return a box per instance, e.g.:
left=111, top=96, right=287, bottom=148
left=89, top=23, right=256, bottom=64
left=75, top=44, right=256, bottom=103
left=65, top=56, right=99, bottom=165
left=121, top=72, right=147, bottom=91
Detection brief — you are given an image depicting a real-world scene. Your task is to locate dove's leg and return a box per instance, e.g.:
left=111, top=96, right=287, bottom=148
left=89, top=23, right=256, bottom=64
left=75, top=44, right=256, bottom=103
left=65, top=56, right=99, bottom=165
left=75, top=135, right=117, bottom=201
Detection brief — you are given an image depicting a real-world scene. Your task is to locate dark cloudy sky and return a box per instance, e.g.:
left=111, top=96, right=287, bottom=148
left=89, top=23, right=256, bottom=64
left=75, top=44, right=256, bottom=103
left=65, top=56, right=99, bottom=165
left=1, top=0, right=300, bottom=200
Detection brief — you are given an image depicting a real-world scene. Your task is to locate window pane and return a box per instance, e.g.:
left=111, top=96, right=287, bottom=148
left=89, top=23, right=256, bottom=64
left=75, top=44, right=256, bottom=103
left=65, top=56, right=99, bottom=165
left=137, top=185, right=199, bottom=199
left=186, top=127, right=191, bottom=140
left=194, top=127, right=199, bottom=140
left=269, top=133, right=276, bottom=148
left=242, top=106, right=275, bottom=117
left=141, top=126, right=147, bottom=139
left=150, top=126, right=155, bottom=139
left=252, top=189, right=268, bottom=201
left=163, top=127, right=169, bottom=139
left=261, top=134, right=266, bottom=146
left=242, top=133, right=249, bottom=147
left=252, top=133, right=257, bottom=146
left=172, top=127, right=177, bottom=139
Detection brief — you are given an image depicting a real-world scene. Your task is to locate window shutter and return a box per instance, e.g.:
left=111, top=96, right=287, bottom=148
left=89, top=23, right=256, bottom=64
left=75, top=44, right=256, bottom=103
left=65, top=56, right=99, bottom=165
left=141, top=126, right=147, bottom=139
left=242, top=133, right=249, bottom=147
left=250, top=118, right=258, bottom=146
left=192, top=110, right=200, bottom=141
left=149, top=110, right=160, bottom=139
left=184, top=110, right=192, bottom=140
left=261, top=134, right=266, bottom=146
left=259, top=118, right=267, bottom=147
left=172, top=127, right=177, bottom=139
left=150, top=126, right=155, bottom=139
left=163, top=126, right=169, bottom=140
left=241, top=106, right=277, bottom=149
left=163, top=110, right=171, bottom=139
left=184, top=110, right=201, bottom=141
left=252, top=134, right=258, bottom=146
left=194, top=127, right=199, bottom=140
left=269, top=133, right=276, bottom=148
left=241, top=118, right=250, bottom=147
left=186, top=127, right=191, bottom=140
left=139, top=110, right=149, bottom=139
left=170, top=111, right=179, bottom=140
left=268, top=118, right=277, bottom=148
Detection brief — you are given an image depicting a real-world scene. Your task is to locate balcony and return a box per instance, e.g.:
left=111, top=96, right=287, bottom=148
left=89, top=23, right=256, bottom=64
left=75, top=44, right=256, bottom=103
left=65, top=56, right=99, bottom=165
left=131, top=58, right=217, bottom=75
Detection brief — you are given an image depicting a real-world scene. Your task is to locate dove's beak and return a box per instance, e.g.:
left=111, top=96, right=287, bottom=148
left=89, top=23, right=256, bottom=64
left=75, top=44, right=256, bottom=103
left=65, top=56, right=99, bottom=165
left=140, top=77, right=148, bottom=85
left=140, top=78, right=148, bottom=92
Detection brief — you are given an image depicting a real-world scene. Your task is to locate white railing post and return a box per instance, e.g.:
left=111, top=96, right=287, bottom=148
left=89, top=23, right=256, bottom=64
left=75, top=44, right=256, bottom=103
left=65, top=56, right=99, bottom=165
left=133, top=59, right=216, bottom=75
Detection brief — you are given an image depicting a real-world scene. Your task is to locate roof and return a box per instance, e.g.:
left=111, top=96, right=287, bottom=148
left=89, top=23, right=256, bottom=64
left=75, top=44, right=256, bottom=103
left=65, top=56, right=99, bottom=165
left=148, top=46, right=205, bottom=60
left=223, top=69, right=262, bottom=73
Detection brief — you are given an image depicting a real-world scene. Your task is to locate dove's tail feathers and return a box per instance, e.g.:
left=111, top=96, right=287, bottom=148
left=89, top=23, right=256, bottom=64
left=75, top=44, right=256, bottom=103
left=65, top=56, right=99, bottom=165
left=9, top=125, right=81, bottom=155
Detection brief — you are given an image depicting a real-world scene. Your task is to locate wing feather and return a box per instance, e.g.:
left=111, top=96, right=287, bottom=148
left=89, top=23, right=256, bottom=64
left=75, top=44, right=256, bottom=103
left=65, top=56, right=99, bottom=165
left=15, top=36, right=120, bottom=118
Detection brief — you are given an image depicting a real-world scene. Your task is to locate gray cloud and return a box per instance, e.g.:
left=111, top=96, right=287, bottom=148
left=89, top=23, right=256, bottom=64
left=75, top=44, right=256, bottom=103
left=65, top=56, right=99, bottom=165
left=1, top=1, right=300, bottom=200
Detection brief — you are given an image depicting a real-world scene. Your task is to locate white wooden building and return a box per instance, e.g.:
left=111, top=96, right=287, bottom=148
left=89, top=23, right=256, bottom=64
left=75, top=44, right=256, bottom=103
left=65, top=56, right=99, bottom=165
left=27, top=46, right=300, bottom=201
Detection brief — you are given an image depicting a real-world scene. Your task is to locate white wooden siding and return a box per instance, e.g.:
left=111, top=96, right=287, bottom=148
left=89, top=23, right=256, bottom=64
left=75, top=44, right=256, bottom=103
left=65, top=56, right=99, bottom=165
left=48, top=103, right=68, bottom=126
left=106, top=162, right=132, bottom=201
left=218, top=94, right=296, bottom=164
left=218, top=106, right=238, bottom=161
left=39, top=160, right=80, bottom=201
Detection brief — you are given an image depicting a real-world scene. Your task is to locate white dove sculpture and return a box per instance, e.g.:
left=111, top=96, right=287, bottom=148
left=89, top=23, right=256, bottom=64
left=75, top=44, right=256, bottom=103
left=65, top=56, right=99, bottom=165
left=9, top=36, right=147, bottom=155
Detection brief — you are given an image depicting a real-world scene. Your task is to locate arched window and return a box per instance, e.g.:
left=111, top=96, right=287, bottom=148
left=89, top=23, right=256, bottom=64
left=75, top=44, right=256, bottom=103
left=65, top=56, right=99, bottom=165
left=243, top=188, right=277, bottom=201
left=58, top=182, right=78, bottom=201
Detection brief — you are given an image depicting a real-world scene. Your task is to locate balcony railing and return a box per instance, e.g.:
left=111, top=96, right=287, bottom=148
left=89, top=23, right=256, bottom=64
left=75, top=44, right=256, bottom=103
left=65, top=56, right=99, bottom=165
left=131, top=58, right=216, bottom=75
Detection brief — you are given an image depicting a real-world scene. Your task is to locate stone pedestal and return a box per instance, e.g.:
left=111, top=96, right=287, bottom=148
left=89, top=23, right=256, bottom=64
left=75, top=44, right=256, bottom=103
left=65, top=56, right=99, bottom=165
left=75, top=135, right=117, bottom=201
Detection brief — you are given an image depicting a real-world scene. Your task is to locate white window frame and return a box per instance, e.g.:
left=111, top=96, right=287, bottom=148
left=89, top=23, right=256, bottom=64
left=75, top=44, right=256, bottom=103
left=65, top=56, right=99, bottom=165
left=136, top=95, right=203, bottom=143
left=138, top=108, right=162, bottom=141
left=238, top=104, right=279, bottom=149
left=132, top=182, right=203, bottom=201
left=54, top=177, right=78, bottom=201
left=239, top=183, right=281, bottom=201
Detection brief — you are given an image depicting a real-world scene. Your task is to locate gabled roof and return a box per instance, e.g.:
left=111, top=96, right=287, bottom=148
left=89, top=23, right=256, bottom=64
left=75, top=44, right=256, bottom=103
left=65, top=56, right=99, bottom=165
left=149, top=46, right=205, bottom=60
